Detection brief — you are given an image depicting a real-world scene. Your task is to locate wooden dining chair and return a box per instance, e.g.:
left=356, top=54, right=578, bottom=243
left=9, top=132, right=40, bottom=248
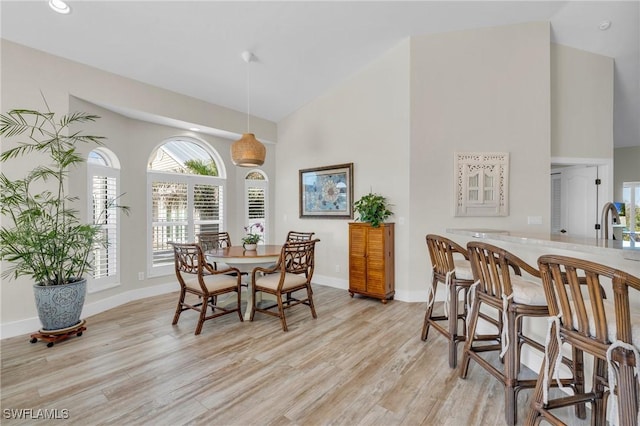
left=286, top=231, right=315, bottom=241
left=461, top=242, right=583, bottom=426
left=170, top=242, right=244, bottom=335
left=526, top=255, right=640, bottom=426
left=250, top=239, right=320, bottom=331
left=422, top=234, right=476, bottom=368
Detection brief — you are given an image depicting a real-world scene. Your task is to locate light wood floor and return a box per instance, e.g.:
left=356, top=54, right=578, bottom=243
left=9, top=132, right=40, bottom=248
left=1, top=285, right=589, bottom=425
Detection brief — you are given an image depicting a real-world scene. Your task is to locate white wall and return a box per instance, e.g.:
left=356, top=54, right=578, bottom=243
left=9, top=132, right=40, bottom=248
left=277, top=22, right=553, bottom=302
left=1, top=40, right=277, bottom=336
left=2, top=21, right=617, bottom=336
left=276, top=39, right=412, bottom=295
left=614, top=146, right=640, bottom=201
left=551, top=44, right=614, bottom=159
left=409, top=22, right=552, bottom=299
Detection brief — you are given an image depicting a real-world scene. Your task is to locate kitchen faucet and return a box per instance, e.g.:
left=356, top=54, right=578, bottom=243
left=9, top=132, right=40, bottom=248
left=600, top=202, right=621, bottom=239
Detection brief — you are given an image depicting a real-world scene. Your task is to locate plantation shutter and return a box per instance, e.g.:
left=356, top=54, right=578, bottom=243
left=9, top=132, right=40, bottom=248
left=92, top=174, right=118, bottom=279
left=194, top=183, right=223, bottom=235
left=248, top=187, right=265, bottom=220
left=147, top=138, right=226, bottom=277
left=151, top=181, right=188, bottom=267
left=245, top=173, right=268, bottom=244
left=149, top=174, right=225, bottom=271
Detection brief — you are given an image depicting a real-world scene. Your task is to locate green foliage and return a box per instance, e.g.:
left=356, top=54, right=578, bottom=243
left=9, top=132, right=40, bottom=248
left=353, top=192, right=393, bottom=228
left=0, top=105, right=129, bottom=286
left=241, top=223, right=263, bottom=244
left=184, top=159, right=218, bottom=176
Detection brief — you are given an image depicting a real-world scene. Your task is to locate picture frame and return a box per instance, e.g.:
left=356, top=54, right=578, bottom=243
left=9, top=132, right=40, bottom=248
left=299, top=163, right=354, bottom=218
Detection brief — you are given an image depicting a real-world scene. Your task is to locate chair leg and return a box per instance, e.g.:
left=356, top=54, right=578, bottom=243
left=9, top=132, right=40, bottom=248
left=236, top=289, right=244, bottom=322
left=459, top=296, right=481, bottom=379
left=593, top=358, right=608, bottom=426
left=525, top=320, right=561, bottom=426
left=194, top=301, right=207, bottom=335
left=172, top=288, right=186, bottom=325
left=421, top=277, right=438, bottom=341
left=250, top=287, right=257, bottom=321
left=572, top=346, right=587, bottom=419
left=616, top=350, right=639, bottom=426
left=504, top=309, right=518, bottom=426
left=306, top=285, right=317, bottom=319
left=277, top=296, right=288, bottom=332
left=448, top=277, right=459, bottom=368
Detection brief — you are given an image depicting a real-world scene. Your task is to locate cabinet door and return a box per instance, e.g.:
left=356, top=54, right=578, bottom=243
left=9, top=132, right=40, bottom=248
left=349, top=225, right=367, bottom=292
left=365, top=227, right=386, bottom=294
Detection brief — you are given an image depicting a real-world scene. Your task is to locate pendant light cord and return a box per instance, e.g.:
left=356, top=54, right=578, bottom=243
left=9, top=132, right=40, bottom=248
left=246, top=57, right=250, bottom=133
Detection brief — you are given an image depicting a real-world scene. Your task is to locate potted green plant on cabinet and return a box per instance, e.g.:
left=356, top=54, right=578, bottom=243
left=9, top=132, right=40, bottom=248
left=349, top=192, right=395, bottom=303
left=353, top=192, right=393, bottom=227
left=0, top=104, right=129, bottom=333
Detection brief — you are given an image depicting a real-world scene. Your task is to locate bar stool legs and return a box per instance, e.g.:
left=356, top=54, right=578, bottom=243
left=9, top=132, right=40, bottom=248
left=421, top=271, right=471, bottom=368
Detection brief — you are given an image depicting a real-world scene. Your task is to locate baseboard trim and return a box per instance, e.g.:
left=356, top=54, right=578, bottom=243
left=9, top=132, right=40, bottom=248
left=1, top=282, right=176, bottom=339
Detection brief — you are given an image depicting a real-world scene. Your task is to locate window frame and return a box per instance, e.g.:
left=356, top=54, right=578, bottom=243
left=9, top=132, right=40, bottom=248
left=244, top=170, right=269, bottom=244
left=147, top=138, right=226, bottom=278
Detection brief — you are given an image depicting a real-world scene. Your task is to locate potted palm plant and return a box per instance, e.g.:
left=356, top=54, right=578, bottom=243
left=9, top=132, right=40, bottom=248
left=0, top=103, right=128, bottom=331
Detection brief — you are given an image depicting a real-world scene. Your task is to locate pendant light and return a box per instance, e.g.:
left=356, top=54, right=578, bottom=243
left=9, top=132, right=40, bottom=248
left=231, top=51, right=266, bottom=167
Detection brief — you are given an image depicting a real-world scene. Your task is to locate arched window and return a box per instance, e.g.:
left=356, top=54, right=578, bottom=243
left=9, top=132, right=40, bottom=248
left=87, top=148, right=122, bottom=292
left=147, top=137, right=226, bottom=276
left=245, top=170, right=268, bottom=244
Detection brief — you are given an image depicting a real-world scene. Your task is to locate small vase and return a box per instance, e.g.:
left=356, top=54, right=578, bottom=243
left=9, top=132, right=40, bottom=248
left=243, top=243, right=257, bottom=251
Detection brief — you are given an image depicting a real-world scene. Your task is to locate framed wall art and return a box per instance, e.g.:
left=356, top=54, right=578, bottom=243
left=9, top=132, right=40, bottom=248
left=299, top=163, right=354, bottom=218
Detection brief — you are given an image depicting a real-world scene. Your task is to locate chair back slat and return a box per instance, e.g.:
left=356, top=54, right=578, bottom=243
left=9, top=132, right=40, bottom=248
left=425, top=234, right=468, bottom=277
left=286, top=231, right=315, bottom=242
left=538, top=254, right=640, bottom=345
left=172, top=243, right=202, bottom=275
left=467, top=242, right=511, bottom=298
left=282, top=239, right=318, bottom=277
left=197, top=232, right=232, bottom=251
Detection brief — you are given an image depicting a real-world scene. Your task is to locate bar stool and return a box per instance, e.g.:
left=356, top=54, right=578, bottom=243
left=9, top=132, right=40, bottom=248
left=422, top=234, right=476, bottom=368
left=526, top=255, right=640, bottom=426
left=460, top=242, right=583, bottom=426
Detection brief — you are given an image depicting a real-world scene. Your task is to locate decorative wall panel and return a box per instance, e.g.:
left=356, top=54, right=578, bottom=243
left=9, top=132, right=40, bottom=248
left=455, top=152, right=509, bottom=216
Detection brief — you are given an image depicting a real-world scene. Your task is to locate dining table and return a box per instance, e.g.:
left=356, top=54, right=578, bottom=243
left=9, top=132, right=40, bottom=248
left=206, top=244, right=282, bottom=320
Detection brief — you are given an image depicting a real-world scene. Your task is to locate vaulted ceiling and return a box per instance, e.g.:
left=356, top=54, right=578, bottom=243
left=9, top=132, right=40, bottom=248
left=2, top=1, right=638, bottom=147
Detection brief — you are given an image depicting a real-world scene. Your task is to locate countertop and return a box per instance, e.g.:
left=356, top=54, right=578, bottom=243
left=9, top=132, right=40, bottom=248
left=446, top=228, right=640, bottom=262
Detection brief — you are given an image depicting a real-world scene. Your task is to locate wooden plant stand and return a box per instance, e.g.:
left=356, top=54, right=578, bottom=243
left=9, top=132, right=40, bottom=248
left=30, top=319, right=87, bottom=347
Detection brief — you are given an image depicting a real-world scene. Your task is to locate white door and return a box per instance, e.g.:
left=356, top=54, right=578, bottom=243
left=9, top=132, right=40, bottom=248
left=554, top=166, right=599, bottom=238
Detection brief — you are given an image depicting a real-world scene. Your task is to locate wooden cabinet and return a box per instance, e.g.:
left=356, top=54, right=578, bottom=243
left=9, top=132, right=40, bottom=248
left=348, top=222, right=395, bottom=303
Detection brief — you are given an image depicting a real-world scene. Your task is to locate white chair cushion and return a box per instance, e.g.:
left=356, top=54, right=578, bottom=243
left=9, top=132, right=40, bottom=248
left=569, top=299, right=640, bottom=348
left=453, top=259, right=474, bottom=280
left=510, top=275, right=547, bottom=306
left=255, top=272, right=308, bottom=291
left=183, top=273, right=239, bottom=293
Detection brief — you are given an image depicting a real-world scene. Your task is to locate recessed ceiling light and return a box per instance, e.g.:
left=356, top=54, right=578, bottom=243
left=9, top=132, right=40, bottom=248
left=599, top=20, right=611, bottom=31
left=49, top=0, right=71, bottom=15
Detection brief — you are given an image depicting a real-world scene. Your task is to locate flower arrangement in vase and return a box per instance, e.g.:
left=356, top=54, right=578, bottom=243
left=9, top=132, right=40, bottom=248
left=241, top=223, right=263, bottom=250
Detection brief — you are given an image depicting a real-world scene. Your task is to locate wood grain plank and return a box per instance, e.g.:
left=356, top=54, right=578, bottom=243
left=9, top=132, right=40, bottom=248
left=1, top=285, right=588, bottom=425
